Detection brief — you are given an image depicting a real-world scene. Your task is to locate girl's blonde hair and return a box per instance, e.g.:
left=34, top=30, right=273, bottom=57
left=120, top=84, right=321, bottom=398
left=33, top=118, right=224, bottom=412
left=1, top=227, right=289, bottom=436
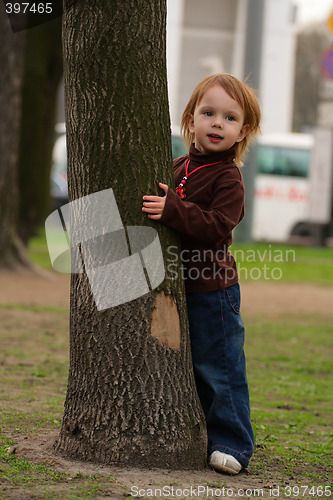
left=181, top=73, right=261, bottom=166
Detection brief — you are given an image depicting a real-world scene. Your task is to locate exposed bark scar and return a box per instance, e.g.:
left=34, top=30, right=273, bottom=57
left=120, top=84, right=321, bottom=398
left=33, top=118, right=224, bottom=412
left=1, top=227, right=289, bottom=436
left=151, top=292, right=181, bottom=350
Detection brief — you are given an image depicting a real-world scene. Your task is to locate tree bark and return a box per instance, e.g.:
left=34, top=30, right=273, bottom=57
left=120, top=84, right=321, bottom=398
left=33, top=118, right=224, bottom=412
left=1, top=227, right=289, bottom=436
left=18, top=17, right=63, bottom=243
left=0, top=5, right=30, bottom=269
left=56, top=0, right=207, bottom=468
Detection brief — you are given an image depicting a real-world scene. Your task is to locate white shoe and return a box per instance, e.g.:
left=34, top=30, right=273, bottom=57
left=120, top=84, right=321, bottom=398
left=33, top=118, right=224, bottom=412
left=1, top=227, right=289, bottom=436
left=209, top=451, right=242, bottom=475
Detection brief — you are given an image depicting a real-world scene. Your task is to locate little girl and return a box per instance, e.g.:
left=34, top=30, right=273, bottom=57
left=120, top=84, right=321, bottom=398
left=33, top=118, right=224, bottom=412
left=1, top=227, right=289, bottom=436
left=142, top=73, right=261, bottom=474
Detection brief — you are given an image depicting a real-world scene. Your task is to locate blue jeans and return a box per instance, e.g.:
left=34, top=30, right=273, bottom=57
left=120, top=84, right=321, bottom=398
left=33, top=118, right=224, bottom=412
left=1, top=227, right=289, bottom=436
left=186, top=283, right=254, bottom=467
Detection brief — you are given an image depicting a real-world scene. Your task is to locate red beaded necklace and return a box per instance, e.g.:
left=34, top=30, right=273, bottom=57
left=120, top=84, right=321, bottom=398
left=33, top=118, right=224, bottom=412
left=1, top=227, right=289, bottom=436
left=175, top=158, right=222, bottom=199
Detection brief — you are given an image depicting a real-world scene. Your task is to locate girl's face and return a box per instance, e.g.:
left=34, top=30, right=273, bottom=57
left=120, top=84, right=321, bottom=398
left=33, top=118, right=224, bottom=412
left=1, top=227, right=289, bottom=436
left=188, top=85, right=249, bottom=155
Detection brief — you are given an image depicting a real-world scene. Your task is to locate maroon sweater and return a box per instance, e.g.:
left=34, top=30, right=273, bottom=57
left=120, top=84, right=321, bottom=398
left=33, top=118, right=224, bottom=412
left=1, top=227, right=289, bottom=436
left=160, top=144, right=245, bottom=293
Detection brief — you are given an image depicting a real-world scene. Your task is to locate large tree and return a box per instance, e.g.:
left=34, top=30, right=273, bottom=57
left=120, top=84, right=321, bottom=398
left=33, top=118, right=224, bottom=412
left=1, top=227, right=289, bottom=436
left=56, top=0, right=207, bottom=468
left=0, top=8, right=62, bottom=265
left=0, top=5, right=29, bottom=268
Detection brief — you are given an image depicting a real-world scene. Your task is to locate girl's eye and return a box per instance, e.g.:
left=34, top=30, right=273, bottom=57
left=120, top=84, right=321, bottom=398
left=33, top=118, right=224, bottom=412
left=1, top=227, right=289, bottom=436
left=204, top=111, right=213, bottom=116
left=226, top=115, right=235, bottom=121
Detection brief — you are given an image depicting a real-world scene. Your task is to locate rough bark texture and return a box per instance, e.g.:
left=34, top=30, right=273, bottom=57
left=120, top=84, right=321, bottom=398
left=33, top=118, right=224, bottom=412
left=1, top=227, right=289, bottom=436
left=18, top=17, right=63, bottom=243
left=56, top=0, right=207, bottom=468
left=0, top=5, right=30, bottom=268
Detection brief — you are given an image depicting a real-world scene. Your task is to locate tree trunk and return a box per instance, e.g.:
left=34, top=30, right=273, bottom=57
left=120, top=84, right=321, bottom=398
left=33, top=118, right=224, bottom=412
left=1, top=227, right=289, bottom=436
left=0, top=5, right=30, bottom=269
left=56, top=0, right=207, bottom=468
left=18, top=17, right=63, bottom=243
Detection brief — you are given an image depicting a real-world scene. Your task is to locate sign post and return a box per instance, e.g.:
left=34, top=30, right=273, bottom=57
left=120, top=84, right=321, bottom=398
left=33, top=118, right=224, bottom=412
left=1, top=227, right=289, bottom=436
left=327, top=11, right=333, bottom=35
left=317, top=11, right=333, bottom=127
left=308, top=128, right=333, bottom=225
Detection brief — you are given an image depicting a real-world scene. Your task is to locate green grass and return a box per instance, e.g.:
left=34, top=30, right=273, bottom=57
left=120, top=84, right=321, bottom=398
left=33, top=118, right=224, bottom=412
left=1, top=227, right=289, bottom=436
left=246, top=312, right=333, bottom=484
left=1, top=231, right=331, bottom=495
left=0, top=303, right=68, bottom=314
left=28, top=229, right=54, bottom=270
left=0, top=305, right=332, bottom=495
left=0, top=440, right=69, bottom=485
left=0, top=437, right=117, bottom=498
left=231, top=242, right=333, bottom=286
left=29, top=228, right=333, bottom=285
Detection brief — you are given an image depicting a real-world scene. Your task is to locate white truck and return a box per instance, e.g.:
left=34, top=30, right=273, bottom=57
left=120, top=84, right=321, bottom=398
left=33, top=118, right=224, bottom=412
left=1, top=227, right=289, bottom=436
left=252, top=129, right=333, bottom=246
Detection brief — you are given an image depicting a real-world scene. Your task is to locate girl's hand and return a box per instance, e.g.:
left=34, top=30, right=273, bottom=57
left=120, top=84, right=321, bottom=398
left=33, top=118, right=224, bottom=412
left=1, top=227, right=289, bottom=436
left=142, top=183, right=168, bottom=220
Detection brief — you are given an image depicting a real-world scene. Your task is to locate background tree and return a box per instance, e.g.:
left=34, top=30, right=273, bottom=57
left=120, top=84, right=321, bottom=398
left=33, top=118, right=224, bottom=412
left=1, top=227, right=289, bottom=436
left=0, top=7, right=62, bottom=266
left=56, top=0, right=207, bottom=468
left=292, top=23, right=330, bottom=132
left=0, top=5, right=29, bottom=268
left=18, top=17, right=63, bottom=243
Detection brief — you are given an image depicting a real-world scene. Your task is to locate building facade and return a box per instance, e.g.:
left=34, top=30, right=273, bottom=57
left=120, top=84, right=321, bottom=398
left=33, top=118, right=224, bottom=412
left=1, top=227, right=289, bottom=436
left=167, top=0, right=297, bottom=134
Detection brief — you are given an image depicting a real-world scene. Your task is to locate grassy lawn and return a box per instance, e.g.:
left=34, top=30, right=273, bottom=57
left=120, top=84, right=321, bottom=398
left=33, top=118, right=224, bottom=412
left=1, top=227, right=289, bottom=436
left=29, top=228, right=333, bottom=286
left=230, top=242, right=333, bottom=286
left=28, top=230, right=55, bottom=270
left=0, top=231, right=331, bottom=497
left=245, top=312, right=333, bottom=486
left=1, top=307, right=332, bottom=497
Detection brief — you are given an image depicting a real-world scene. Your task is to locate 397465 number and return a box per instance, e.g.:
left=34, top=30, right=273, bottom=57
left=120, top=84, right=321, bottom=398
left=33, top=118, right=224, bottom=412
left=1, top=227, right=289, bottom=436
left=284, top=485, right=332, bottom=497
left=5, top=3, right=52, bottom=14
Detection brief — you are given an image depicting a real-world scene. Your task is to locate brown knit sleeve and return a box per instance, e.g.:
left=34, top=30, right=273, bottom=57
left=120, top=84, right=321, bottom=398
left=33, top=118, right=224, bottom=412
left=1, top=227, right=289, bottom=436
left=160, top=173, right=244, bottom=244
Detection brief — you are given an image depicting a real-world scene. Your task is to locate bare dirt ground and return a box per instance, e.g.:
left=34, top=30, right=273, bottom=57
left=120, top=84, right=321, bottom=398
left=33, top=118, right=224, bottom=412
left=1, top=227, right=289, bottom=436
left=1, top=270, right=333, bottom=499
left=1, top=270, right=333, bottom=317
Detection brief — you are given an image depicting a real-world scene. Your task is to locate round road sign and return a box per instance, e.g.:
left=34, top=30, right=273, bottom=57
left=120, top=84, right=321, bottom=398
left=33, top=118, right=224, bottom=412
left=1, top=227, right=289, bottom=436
left=321, top=46, right=333, bottom=80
